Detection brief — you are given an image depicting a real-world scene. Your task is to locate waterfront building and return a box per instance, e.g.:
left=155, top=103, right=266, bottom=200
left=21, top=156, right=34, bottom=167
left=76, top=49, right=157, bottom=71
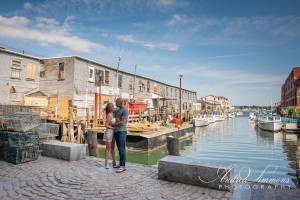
left=0, top=48, right=197, bottom=117
left=0, top=48, right=41, bottom=106
left=281, top=67, right=300, bottom=108
left=199, top=95, right=229, bottom=113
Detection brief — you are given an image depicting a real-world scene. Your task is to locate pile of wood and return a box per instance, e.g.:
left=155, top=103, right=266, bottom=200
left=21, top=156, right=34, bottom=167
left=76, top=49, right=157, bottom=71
left=127, top=122, right=166, bottom=134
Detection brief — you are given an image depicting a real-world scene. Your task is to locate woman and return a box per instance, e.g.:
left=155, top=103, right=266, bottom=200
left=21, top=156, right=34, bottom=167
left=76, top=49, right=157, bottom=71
left=103, top=103, right=117, bottom=169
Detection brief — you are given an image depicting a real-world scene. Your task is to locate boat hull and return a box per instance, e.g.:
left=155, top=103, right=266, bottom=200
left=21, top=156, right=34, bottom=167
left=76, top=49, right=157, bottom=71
left=193, top=119, right=210, bottom=127
left=258, top=122, right=283, bottom=132
left=283, top=123, right=300, bottom=133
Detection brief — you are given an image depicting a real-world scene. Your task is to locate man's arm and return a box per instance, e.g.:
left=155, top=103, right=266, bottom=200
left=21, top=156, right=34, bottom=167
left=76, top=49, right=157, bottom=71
left=113, top=118, right=127, bottom=127
left=113, top=109, right=128, bottom=127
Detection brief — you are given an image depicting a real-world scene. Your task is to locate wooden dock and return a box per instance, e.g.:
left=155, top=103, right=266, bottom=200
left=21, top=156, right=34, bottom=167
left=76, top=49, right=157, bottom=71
left=87, top=124, right=194, bottom=152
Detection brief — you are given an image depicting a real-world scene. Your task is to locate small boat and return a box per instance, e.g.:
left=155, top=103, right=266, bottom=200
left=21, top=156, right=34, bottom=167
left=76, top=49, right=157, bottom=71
left=236, top=112, right=243, bottom=116
left=283, top=123, right=300, bottom=133
left=212, top=113, right=226, bottom=122
left=249, top=112, right=255, bottom=120
left=281, top=117, right=300, bottom=133
left=193, top=115, right=210, bottom=127
left=227, top=113, right=235, bottom=118
left=206, top=115, right=216, bottom=124
left=257, top=116, right=283, bottom=132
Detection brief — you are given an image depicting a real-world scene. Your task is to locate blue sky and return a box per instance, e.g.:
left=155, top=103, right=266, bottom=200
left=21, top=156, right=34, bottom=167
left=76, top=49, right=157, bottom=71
left=1, top=0, right=300, bottom=106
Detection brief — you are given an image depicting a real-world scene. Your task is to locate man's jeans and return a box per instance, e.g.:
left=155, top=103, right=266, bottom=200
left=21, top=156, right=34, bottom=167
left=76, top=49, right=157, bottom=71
left=114, top=131, right=127, bottom=168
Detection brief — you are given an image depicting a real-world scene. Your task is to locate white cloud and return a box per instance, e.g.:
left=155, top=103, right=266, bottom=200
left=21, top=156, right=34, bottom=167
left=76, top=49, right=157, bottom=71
left=116, top=34, right=179, bottom=51
left=168, top=14, right=187, bottom=26
left=36, top=17, right=59, bottom=26
left=0, top=15, right=103, bottom=53
left=140, top=63, right=285, bottom=85
left=0, top=16, right=30, bottom=27
left=24, top=2, right=32, bottom=10
left=202, top=16, right=300, bottom=38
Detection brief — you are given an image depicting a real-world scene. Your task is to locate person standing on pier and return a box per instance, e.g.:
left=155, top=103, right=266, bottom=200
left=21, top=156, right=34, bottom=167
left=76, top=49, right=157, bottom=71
left=103, top=103, right=117, bottom=169
left=112, top=98, right=128, bottom=173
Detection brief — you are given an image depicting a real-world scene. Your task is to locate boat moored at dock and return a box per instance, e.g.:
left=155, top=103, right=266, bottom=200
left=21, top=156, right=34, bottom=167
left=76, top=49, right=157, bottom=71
left=193, top=115, right=210, bottom=127
left=257, top=116, right=283, bottom=132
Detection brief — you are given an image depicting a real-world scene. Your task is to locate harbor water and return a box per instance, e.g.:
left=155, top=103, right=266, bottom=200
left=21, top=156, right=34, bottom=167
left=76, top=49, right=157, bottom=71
left=98, top=114, right=299, bottom=188
left=183, top=116, right=299, bottom=188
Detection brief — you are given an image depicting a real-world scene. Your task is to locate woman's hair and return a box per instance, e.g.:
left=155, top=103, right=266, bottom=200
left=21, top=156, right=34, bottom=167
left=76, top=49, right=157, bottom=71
left=105, top=103, right=113, bottom=116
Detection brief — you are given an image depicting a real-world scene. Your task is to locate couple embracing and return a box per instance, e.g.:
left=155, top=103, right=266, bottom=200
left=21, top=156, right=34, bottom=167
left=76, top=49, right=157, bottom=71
left=103, top=98, right=128, bottom=173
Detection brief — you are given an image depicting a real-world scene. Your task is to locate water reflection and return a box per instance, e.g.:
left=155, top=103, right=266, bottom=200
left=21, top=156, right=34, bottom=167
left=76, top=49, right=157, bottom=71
left=255, top=126, right=283, bottom=144
left=95, top=117, right=299, bottom=187
left=183, top=117, right=299, bottom=187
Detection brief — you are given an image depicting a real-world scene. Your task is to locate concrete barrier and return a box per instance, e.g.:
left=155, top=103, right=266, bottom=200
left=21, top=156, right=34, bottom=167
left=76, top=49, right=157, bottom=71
left=158, top=156, right=234, bottom=192
left=40, top=141, right=86, bottom=161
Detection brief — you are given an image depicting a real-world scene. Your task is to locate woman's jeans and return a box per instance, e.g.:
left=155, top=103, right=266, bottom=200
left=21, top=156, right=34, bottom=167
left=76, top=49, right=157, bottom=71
left=114, top=131, right=127, bottom=168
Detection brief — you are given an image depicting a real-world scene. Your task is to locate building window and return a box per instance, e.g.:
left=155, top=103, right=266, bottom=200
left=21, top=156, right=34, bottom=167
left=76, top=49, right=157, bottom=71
left=170, top=88, right=173, bottom=97
left=10, top=86, right=16, bottom=93
left=11, top=60, right=21, bottom=79
left=175, top=89, right=177, bottom=97
left=166, top=87, right=168, bottom=96
left=139, top=80, right=142, bottom=91
left=104, top=70, right=109, bottom=85
left=40, top=71, right=45, bottom=77
left=147, top=81, right=150, bottom=92
left=118, top=74, right=122, bottom=88
left=26, top=63, right=36, bottom=80
left=88, top=66, right=95, bottom=82
left=95, top=69, right=104, bottom=86
left=153, top=83, right=157, bottom=93
left=129, top=83, right=133, bottom=91
left=58, top=62, right=65, bottom=80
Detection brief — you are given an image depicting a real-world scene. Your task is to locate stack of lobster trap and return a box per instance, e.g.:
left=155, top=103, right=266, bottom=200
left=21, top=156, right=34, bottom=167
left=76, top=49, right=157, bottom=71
left=0, top=112, right=59, bottom=164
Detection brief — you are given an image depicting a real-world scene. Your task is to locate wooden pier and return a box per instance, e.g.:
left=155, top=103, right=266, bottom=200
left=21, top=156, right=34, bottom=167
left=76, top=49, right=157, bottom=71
left=87, top=124, right=194, bottom=152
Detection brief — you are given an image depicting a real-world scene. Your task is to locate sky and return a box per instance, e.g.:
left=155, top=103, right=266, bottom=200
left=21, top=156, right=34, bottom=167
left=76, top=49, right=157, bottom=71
left=0, top=0, right=300, bottom=106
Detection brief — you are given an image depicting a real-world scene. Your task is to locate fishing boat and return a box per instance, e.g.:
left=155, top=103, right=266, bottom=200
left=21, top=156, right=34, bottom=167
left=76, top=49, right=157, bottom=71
left=206, top=115, right=216, bottom=124
left=212, top=113, right=226, bottom=122
left=193, top=115, right=210, bottom=127
left=257, top=116, right=283, bottom=132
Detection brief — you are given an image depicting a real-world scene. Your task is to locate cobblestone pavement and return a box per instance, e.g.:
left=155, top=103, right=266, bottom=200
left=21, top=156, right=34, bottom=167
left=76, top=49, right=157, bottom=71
left=0, top=156, right=231, bottom=200
left=1, top=156, right=300, bottom=200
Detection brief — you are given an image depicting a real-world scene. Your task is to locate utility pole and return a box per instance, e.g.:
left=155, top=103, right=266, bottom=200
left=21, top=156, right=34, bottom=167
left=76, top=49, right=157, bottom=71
left=179, top=75, right=183, bottom=120
left=99, top=80, right=102, bottom=126
left=116, top=56, right=121, bottom=96
left=133, top=65, right=137, bottom=101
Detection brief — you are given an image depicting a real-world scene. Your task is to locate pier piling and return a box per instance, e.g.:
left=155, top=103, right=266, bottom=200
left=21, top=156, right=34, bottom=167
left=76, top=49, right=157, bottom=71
left=167, top=136, right=180, bottom=156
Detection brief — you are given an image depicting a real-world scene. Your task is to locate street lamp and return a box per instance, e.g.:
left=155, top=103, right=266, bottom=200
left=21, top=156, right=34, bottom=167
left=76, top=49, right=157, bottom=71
left=179, top=75, right=183, bottom=120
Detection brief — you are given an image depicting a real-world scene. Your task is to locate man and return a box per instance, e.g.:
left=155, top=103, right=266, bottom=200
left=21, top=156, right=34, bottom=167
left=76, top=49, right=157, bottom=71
left=112, top=98, right=128, bottom=173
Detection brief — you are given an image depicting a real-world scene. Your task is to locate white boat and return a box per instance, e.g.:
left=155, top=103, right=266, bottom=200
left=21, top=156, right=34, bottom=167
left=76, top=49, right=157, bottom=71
left=236, top=112, right=243, bottom=116
left=257, top=116, right=283, bottom=132
left=211, top=113, right=226, bottom=122
left=249, top=112, right=255, bottom=120
left=193, top=115, right=210, bottom=127
left=254, top=113, right=268, bottom=126
left=206, top=115, right=216, bottom=124
left=227, top=113, right=235, bottom=118
left=283, top=123, right=300, bottom=133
